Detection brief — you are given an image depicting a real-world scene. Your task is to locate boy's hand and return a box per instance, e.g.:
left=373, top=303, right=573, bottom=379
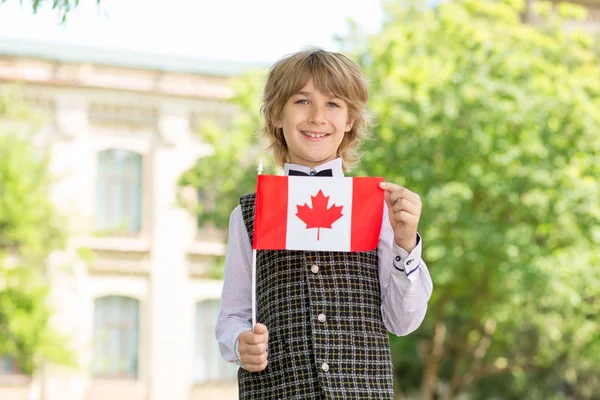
left=380, top=182, right=422, bottom=252
left=238, top=323, right=269, bottom=372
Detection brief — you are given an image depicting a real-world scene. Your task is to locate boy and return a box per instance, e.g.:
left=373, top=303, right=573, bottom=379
left=216, top=49, right=433, bottom=399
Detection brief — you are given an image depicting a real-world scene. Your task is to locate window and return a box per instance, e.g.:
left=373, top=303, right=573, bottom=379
left=194, top=300, right=237, bottom=382
left=96, top=149, right=142, bottom=234
left=92, top=296, right=139, bottom=378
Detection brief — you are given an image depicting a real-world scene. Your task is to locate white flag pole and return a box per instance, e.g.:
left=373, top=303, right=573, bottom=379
left=252, top=160, right=263, bottom=332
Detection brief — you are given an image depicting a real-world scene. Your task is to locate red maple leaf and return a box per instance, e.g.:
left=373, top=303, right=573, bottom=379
left=295, top=190, right=344, bottom=240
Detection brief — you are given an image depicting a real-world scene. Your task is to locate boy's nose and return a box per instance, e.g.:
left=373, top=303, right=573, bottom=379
left=309, top=107, right=326, bottom=124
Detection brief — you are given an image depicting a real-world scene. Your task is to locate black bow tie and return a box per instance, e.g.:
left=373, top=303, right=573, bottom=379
left=288, top=169, right=333, bottom=177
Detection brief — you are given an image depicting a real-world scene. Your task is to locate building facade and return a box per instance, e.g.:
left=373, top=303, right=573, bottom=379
left=0, top=38, right=246, bottom=400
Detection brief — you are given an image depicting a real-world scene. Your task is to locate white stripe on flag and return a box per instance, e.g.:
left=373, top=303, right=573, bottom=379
left=286, top=176, right=352, bottom=251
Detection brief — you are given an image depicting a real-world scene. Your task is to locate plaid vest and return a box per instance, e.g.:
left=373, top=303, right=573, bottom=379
left=238, top=193, right=394, bottom=400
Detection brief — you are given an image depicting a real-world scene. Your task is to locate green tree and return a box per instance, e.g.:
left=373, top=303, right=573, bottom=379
left=178, top=0, right=600, bottom=397
left=340, top=0, right=600, bottom=398
left=0, top=88, right=74, bottom=374
left=178, top=70, right=277, bottom=232
left=0, top=0, right=102, bottom=22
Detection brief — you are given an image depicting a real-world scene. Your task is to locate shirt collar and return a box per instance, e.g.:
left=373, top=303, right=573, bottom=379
left=284, top=158, right=344, bottom=177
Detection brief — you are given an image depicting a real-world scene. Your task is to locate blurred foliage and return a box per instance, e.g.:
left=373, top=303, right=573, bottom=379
left=178, top=70, right=278, bottom=232
left=0, top=88, right=75, bottom=374
left=179, top=0, right=600, bottom=398
left=207, top=256, right=226, bottom=280
left=0, top=0, right=102, bottom=22
left=343, top=0, right=600, bottom=399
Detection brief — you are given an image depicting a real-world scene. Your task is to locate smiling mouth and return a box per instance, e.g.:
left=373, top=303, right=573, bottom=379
left=301, top=131, right=331, bottom=139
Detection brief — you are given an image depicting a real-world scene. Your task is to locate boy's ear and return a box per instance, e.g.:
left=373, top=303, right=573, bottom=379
left=274, top=117, right=283, bottom=129
left=346, top=119, right=354, bottom=132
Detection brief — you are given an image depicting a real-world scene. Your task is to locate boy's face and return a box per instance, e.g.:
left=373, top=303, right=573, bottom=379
left=275, top=79, right=353, bottom=168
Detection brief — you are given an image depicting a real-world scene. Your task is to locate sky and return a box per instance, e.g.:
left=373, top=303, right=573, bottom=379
left=0, top=0, right=384, bottom=64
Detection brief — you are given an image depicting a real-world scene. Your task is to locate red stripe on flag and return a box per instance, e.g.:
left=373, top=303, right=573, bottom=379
left=254, top=175, right=288, bottom=250
left=351, top=177, right=384, bottom=251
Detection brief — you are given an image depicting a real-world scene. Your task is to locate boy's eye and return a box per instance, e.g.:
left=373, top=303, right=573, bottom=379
left=327, top=102, right=340, bottom=108
left=295, top=99, right=309, bottom=105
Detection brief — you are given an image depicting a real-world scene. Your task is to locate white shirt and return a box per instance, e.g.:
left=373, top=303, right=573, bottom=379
left=215, top=158, right=433, bottom=366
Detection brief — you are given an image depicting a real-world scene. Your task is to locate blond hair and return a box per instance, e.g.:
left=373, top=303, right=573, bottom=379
left=261, top=49, right=371, bottom=171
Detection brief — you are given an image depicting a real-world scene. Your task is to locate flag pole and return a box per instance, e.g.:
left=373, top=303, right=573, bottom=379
left=252, top=160, right=263, bottom=332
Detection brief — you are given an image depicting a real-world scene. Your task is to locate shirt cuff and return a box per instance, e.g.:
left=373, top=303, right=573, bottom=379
left=392, top=233, right=422, bottom=277
left=234, top=335, right=243, bottom=363
left=233, top=327, right=251, bottom=366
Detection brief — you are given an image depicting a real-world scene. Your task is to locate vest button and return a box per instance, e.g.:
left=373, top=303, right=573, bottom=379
left=311, top=264, right=319, bottom=274
left=321, top=362, right=329, bottom=372
left=318, top=313, right=326, bottom=323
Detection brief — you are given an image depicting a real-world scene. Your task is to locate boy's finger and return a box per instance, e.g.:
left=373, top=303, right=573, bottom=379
left=383, top=187, right=395, bottom=208
left=253, top=323, right=268, bottom=335
left=242, top=353, right=268, bottom=371
left=380, top=182, right=408, bottom=208
left=250, top=334, right=268, bottom=345
left=379, top=181, right=405, bottom=193
left=245, top=343, right=268, bottom=355
left=391, top=198, right=420, bottom=217
left=383, top=184, right=421, bottom=206
left=240, top=330, right=266, bottom=346
left=254, top=323, right=269, bottom=344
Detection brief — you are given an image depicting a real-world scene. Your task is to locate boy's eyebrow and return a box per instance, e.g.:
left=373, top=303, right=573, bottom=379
left=295, top=90, right=341, bottom=99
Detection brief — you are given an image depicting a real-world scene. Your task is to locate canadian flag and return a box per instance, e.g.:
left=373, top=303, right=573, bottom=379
left=253, top=175, right=384, bottom=252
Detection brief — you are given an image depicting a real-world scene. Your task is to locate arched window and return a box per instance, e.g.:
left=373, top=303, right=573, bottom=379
left=96, top=149, right=142, bottom=234
left=92, top=296, right=139, bottom=378
left=194, top=300, right=237, bottom=382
